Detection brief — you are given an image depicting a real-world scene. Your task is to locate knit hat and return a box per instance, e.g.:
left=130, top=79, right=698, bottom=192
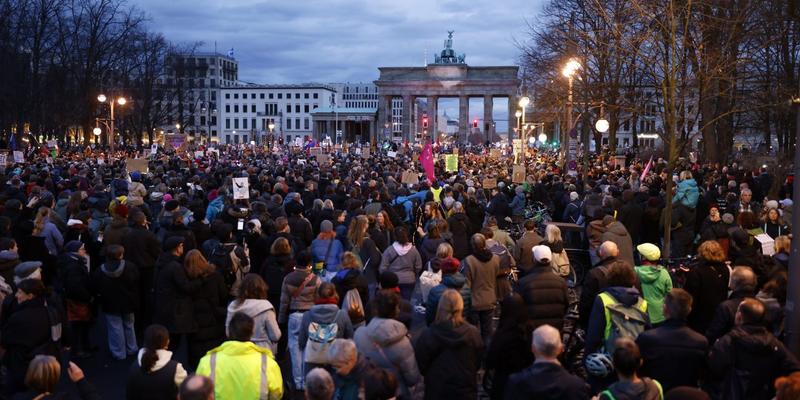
left=64, top=240, right=83, bottom=253
left=440, top=257, right=461, bottom=274
left=163, top=193, right=173, bottom=202
left=765, top=200, right=779, bottom=210
left=780, top=198, right=794, bottom=208
left=569, top=191, right=579, bottom=201
left=14, top=261, right=42, bottom=283
left=722, top=213, right=735, bottom=225
left=636, top=243, right=661, bottom=261
left=379, top=271, right=399, bottom=289
left=164, top=200, right=180, bottom=212
left=320, top=220, right=333, bottom=233
left=533, top=245, right=552, bottom=263
left=164, top=236, right=185, bottom=251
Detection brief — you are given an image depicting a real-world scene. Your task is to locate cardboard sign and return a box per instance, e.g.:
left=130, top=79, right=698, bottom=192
left=483, top=178, right=497, bottom=189
left=12, top=151, right=23, bottom=163
left=46, top=140, right=57, bottom=148
left=232, top=177, right=249, bottom=200
left=310, top=147, right=321, bottom=156
left=402, top=170, right=419, bottom=185
left=194, top=151, right=204, bottom=159
left=97, top=158, right=105, bottom=165
left=387, top=151, right=397, bottom=158
left=125, top=158, right=149, bottom=173
left=361, top=148, right=370, bottom=159
left=46, top=157, right=53, bottom=164
left=512, top=165, right=526, bottom=184
left=490, top=149, right=502, bottom=158
left=755, top=233, right=775, bottom=256
left=151, top=144, right=158, bottom=155
left=445, top=154, right=458, bottom=172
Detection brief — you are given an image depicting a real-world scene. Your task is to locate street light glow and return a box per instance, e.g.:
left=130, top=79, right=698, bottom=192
left=562, top=59, right=581, bottom=78
left=93, top=127, right=102, bottom=136
left=97, top=94, right=107, bottom=103
left=515, top=110, right=522, bottom=118
left=268, top=122, right=275, bottom=130
left=595, top=118, right=610, bottom=133
left=538, top=132, right=547, bottom=143
left=117, top=97, right=127, bottom=105
left=176, top=123, right=181, bottom=130
left=518, top=97, right=530, bottom=108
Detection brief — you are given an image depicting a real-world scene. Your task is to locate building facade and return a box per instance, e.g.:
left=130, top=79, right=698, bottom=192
left=159, top=52, right=238, bottom=142
left=329, top=83, right=379, bottom=109
left=217, top=84, right=336, bottom=144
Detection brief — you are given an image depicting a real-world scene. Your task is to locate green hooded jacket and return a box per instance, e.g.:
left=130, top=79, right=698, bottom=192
left=635, top=264, right=673, bottom=324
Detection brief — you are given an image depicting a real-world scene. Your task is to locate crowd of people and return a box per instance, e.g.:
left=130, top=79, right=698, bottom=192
left=0, top=141, right=795, bottom=400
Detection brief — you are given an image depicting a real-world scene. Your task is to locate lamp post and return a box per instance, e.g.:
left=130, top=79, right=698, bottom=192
left=268, top=122, right=275, bottom=148
left=518, top=97, right=530, bottom=166
left=97, top=94, right=126, bottom=152
left=562, top=58, right=581, bottom=169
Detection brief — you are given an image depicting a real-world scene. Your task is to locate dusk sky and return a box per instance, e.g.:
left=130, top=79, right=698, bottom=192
left=137, top=0, right=544, bottom=84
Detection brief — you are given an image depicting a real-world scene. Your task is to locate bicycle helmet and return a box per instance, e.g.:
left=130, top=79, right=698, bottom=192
left=585, top=352, right=614, bottom=377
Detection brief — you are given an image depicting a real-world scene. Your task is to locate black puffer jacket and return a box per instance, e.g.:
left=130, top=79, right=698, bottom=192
left=152, top=253, right=203, bottom=334
left=414, top=321, right=483, bottom=400
left=636, top=319, right=709, bottom=391
left=91, top=259, right=139, bottom=315
left=446, top=213, right=472, bottom=259
left=514, top=263, right=568, bottom=332
left=684, top=259, right=730, bottom=335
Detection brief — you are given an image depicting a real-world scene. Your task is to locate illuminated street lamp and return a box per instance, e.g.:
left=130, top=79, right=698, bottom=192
left=538, top=132, right=547, bottom=143
left=92, top=127, right=102, bottom=136
left=97, top=94, right=127, bottom=151
left=595, top=118, right=609, bottom=133
left=562, top=58, right=581, bottom=169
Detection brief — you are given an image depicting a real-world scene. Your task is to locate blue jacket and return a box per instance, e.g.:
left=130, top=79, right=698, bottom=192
left=673, top=179, right=699, bottom=209
left=310, top=238, right=344, bottom=272
left=205, top=196, right=225, bottom=223
left=509, top=192, right=526, bottom=217
left=38, top=221, right=64, bottom=256
left=426, top=273, right=472, bottom=325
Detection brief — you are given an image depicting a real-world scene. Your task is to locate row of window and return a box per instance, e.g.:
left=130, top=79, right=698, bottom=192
left=343, top=86, right=375, bottom=94
left=225, top=118, right=309, bottom=130
left=344, top=101, right=378, bottom=108
left=342, top=94, right=378, bottom=100
left=224, top=92, right=320, bottom=100
left=223, top=103, right=318, bottom=114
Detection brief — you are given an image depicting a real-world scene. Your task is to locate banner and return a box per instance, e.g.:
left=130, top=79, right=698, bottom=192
left=232, top=177, right=249, bottom=200
left=165, top=134, right=187, bottom=150
left=420, top=140, right=435, bottom=182
left=0, top=151, right=7, bottom=167
left=641, top=155, right=653, bottom=180
left=445, top=154, right=458, bottom=172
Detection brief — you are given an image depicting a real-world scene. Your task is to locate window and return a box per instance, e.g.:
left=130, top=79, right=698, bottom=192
left=304, top=104, right=309, bottom=113
left=304, top=118, right=309, bottom=130
left=313, top=104, right=318, bottom=109
left=640, top=120, right=645, bottom=132
left=251, top=118, right=256, bottom=129
left=243, top=134, right=248, bottom=142
left=251, top=93, right=256, bottom=99
left=211, top=116, right=217, bottom=125
left=295, top=93, right=300, bottom=99
left=212, top=130, right=217, bottom=137
left=234, top=93, right=239, bottom=99
left=286, top=93, right=291, bottom=99
left=226, top=134, right=230, bottom=143
left=211, top=91, right=216, bottom=100
left=295, top=104, right=300, bottom=113
left=278, top=93, right=282, bottom=99
left=234, top=104, right=239, bottom=113
left=225, top=93, right=230, bottom=99
left=234, top=119, right=239, bottom=129
left=225, top=119, right=231, bottom=129
left=225, top=105, right=230, bottom=113
left=286, top=104, right=292, bottom=113
left=304, top=93, right=309, bottom=99
left=234, top=135, right=239, bottom=144
left=313, top=93, right=318, bottom=99
left=287, top=119, right=292, bottom=129
left=200, top=116, right=206, bottom=125
left=243, top=119, right=248, bottom=129
left=269, top=93, right=274, bottom=99
left=251, top=104, right=256, bottom=113
left=260, top=93, right=265, bottom=99
left=295, top=118, right=301, bottom=130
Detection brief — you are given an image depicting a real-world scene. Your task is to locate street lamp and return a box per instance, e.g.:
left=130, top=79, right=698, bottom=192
left=92, top=127, right=102, bottom=136
left=595, top=118, right=609, bottom=134
left=268, top=122, right=275, bottom=148
left=562, top=58, right=580, bottom=170
left=517, top=97, right=530, bottom=166
left=175, top=123, right=181, bottom=132
left=538, top=132, right=548, bottom=143
left=97, top=94, right=126, bottom=152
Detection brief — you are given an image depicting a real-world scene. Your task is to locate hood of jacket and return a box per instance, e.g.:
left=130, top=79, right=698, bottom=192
left=392, top=242, right=414, bottom=257
left=307, top=303, right=341, bottom=324
left=608, top=378, right=662, bottom=400
left=603, top=286, right=642, bottom=307
left=429, top=321, right=477, bottom=348
left=208, top=340, right=273, bottom=358
left=101, top=260, right=126, bottom=278
left=442, top=272, right=467, bottom=289
left=364, top=317, right=409, bottom=347
left=227, top=299, right=274, bottom=318
left=0, top=250, right=19, bottom=262
left=635, top=265, right=665, bottom=284
left=604, top=221, right=630, bottom=238
left=472, top=248, right=494, bottom=263
left=137, top=348, right=177, bottom=373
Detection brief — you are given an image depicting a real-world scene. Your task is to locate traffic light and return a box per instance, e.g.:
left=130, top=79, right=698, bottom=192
left=473, top=119, right=478, bottom=129
left=422, top=115, right=428, bottom=129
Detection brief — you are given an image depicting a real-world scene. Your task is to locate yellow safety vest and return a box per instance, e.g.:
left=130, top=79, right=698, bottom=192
left=431, top=187, right=443, bottom=203
left=598, top=291, right=648, bottom=343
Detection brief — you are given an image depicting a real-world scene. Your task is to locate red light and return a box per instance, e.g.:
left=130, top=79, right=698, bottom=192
left=473, top=119, right=478, bottom=128
left=422, top=116, right=428, bottom=129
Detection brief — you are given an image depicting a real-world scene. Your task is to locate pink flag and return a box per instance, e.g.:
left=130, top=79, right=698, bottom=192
left=420, top=140, right=436, bottom=183
left=641, top=155, right=653, bottom=180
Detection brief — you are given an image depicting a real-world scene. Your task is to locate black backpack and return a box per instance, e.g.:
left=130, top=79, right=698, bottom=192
left=208, top=243, right=238, bottom=289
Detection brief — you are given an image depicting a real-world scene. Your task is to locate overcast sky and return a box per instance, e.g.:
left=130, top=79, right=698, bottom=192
left=137, top=0, right=544, bottom=84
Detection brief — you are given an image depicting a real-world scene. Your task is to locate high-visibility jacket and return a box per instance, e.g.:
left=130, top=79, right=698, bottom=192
left=598, top=291, right=648, bottom=347
left=430, top=187, right=443, bottom=203
left=196, top=340, right=283, bottom=400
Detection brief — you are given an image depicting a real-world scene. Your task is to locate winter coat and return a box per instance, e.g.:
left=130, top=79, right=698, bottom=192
left=191, top=271, right=228, bottom=344
left=12, top=380, right=100, bottom=400
left=162, top=225, right=197, bottom=253
left=485, top=319, right=534, bottom=400
left=1, top=297, right=52, bottom=384
left=0, top=250, right=19, bottom=286
left=705, top=290, right=755, bottom=345
left=674, top=178, right=700, bottom=209
left=598, top=378, right=663, bottom=400
left=419, top=236, right=448, bottom=267
left=462, top=250, right=500, bottom=311
left=365, top=289, right=413, bottom=330
left=277, top=268, right=321, bottom=323
left=103, top=218, right=129, bottom=249
left=601, top=221, right=635, bottom=266
left=310, top=237, right=344, bottom=272
left=618, top=201, right=644, bottom=245
left=504, top=362, right=590, bottom=400
left=126, top=349, right=188, bottom=400
left=514, top=263, right=568, bottom=332
left=700, top=218, right=732, bottom=243
left=578, top=257, right=616, bottom=329
left=635, top=264, right=673, bottom=324
left=332, top=269, right=369, bottom=313
left=60, top=253, right=92, bottom=304
left=288, top=216, right=314, bottom=248
left=585, top=286, right=649, bottom=354
left=763, top=220, right=790, bottom=239
left=446, top=213, right=472, bottom=259
left=509, top=192, right=526, bottom=217
left=513, top=231, right=544, bottom=273
left=426, top=273, right=472, bottom=326
left=260, top=254, right=295, bottom=308
left=152, top=253, right=204, bottom=334
left=298, top=303, right=353, bottom=352
left=684, top=259, right=730, bottom=335
left=587, top=219, right=606, bottom=250
left=709, top=324, right=800, bottom=400
left=92, top=259, right=139, bottom=315
left=124, top=226, right=161, bottom=270
left=379, top=243, right=422, bottom=286
left=415, top=321, right=483, bottom=400
left=351, top=237, right=382, bottom=283
left=563, top=199, right=584, bottom=224
left=636, top=319, right=708, bottom=391
left=226, top=299, right=281, bottom=353
left=354, top=318, right=421, bottom=399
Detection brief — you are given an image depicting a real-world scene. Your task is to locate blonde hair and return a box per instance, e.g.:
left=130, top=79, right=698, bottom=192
left=347, top=215, right=370, bottom=249
left=184, top=249, right=215, bottom=279
left=435, top=289, right=465, bottom=326
left=340, top=252, right=361, bottom=270
left=697, top=240, right=727, bottom=263
left=679, top=170, right=693, bottom=181
left=775, top=235, right=791, bottom=254
left=25, top=355, right=60, bottom=394
left=32, top=207, right=50, bottom=236
left=436, top=242, right=453, bottom=259
left=545, top=224, right=563, bottom=244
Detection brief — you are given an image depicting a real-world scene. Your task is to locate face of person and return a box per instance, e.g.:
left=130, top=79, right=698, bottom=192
left=376, top=213, right=384, bottom=225
left=15, top=289, right=33, bottom=304
left=176, top=243, right=185, bottom=257
left=709, top=207, right=720, bottom=221
left=77, top=246, right=87, bottom=258
left=741, top=192, right=752, bottom=203
left=769, top=209, right=779, bottom=222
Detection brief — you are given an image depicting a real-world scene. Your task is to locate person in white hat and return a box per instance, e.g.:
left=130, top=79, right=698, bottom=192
left=513, top=245, right=568, bottom=332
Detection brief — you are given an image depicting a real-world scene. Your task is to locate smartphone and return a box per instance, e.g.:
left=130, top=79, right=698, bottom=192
left=237, top=219, right=244, bottom=231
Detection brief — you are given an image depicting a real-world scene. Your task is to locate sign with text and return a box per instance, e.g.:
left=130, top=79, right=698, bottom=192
left=387, top=151, right=397, bottom=158
left=490, top=149, right=502, bottom=158
left=512, top=165, right=526, bottom=184
left=401, top=170, right=419, bottom=185
left=361, top=148, right=370, bottom=159
left=125, top=158, right=148, bottom=173
left=445, top=154, right=458, bottom=172
left=0, top=151, right=8, bottom=167
left=12, top=151, right=23, bottom=163
left=151, top=144, right=158, bottom=155
left=232, top=177, right=250, bottom=200
left=482, top=178, right=497, bottom=189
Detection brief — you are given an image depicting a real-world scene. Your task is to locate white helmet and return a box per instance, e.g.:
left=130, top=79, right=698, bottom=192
left=585, top=352, right=614, bottom=377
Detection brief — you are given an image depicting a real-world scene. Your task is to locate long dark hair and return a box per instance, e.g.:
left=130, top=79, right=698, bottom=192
left=141, top=325, right=170, bottom=373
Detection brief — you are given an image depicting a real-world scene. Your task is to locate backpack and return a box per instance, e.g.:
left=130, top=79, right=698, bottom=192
left=599, top=292, right=648, bottom=355
left=488, top=242, right=513, bottom=273
left=209, top=243, right=245, bottom=290
left=304, top=318, right=340, bottom=364
left=551, top=250, right=571, bottom=277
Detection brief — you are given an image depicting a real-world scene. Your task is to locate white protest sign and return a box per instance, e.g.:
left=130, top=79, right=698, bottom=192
left=151, top=144, right=158, bottom=155
left=0, top=152, right=7, bottom=167
left=194, top=151, right=204, bottom=159
left=387, top=151, right=397, bottom=158
left=12, top=151, right=23, bottom=163
left=232, top=177, right=250, bottom=200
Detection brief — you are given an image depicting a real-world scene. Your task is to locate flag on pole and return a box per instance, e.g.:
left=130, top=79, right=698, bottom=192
left=420, top=139, right=435, bottom=183
left=641, top=155, right=653, bottom=180
left=227, top=47, right=235, bottom=58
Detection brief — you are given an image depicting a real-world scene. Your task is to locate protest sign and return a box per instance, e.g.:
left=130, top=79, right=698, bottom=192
left=194, top=151, right=204, bottom=159
left=310, top=147, right=321, bottom=156
left=512, top=165, right=526, bottom=184
left=0, top=152, right=8, bottom=167
left=361, top=148, right=370, bottom=159
left=445, top=154, right=458, bottom=172
left=125, top=158, right=148, bottom=173
left=150, top=144, right=158, bottom=155
left=490, top=149, right=502, bottom=158
left=482, top=178, right=497, bottom=189
left=12, top=151, right=23, bottom=163
left=232, top=177, right=249, bottom=200
left=401, top=170, right=419, bottom=185
left=317, top=154, right=330, bottom=165
left=387, top=151, right=397, bottom=158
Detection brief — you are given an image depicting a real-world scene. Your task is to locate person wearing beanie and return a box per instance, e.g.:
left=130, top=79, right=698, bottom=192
left=310, top=220, right=344, bottom=275
left=104, top=200, right=130, bottom=250
left=13, top=261, right=42, bottom=285
left=127, top=171, right=147, bottom=207
left=286, top=200, right=314, bottom=248
left=514, top=245, right=568, bottom=332
left=426, top=242, right=472, bottom=326
left=0, top=238, right=20, bottom=286
left=59, top=240, right=94, bottom=358
left=366, top=271, right=413, bottom=330
left=634, top=243, right=672, bottom=325
left=298, top=282, right=354, bottom=373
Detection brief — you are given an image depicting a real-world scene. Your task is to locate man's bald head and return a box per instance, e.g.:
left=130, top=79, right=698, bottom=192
left=179, top=375, right=214, bottom=400
left=532, top=324, right=563, bottom=359
left=599, top=241, right=619, bottom=259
